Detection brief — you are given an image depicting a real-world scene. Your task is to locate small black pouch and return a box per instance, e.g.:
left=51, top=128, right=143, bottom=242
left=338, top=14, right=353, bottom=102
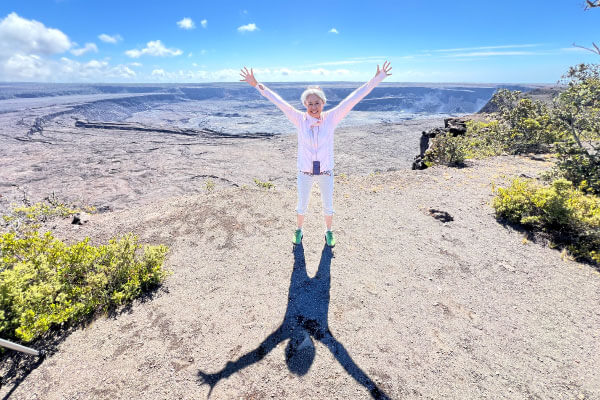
left=312, top=161, right=320, bottom=175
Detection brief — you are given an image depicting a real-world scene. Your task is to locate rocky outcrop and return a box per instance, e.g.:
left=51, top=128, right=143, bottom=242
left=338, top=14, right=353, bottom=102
left=412, top=117, right=469, bottom=170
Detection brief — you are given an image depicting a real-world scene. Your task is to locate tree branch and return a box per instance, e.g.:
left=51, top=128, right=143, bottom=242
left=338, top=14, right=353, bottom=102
left=572, top=42, right=600, bottom=55
left=585, top=0, right=600, bottom=9
left=568, top=119, right=591, bottom=157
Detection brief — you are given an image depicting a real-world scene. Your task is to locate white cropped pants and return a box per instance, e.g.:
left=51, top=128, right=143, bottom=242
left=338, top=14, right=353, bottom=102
left=296, top=171, right=334, bottom=216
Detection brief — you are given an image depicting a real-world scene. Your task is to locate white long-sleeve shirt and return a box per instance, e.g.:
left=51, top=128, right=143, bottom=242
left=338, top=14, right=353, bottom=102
left=256, top=71, right=387, bottom=172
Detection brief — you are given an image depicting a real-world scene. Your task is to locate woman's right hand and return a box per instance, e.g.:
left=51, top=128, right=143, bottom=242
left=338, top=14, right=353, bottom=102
left=240, top=67, right=258, bottom=87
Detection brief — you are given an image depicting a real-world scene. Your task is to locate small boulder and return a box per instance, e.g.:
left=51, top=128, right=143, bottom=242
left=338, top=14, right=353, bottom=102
left=71, top=212, right=90, bottom=225
left=428, top=208, right=454, bottom=223
left=444, top=117, right=468, bottom=136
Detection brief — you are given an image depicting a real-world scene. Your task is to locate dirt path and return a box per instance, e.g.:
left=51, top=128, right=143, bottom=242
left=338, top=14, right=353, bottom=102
left=2, top=155, right=599, bottom=399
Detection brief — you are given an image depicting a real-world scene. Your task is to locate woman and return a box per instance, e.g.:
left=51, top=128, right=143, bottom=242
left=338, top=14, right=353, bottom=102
left=240, top=61, right=392, bottom=247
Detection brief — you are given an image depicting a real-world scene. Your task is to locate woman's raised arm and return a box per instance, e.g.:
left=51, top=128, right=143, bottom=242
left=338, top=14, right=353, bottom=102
left=328, top=61, right=392, bottom=126
left=240, top=67, right=302, bottom=127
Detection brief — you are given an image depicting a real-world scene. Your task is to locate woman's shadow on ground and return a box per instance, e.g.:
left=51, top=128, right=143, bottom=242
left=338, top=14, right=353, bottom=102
left=197, top=243, right=390, bottom=399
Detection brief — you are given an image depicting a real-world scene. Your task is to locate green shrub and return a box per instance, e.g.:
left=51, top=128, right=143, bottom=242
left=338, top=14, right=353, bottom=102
left=493, top=178, right=600, bottom=264
left=489, top=89, right=563, bottom=154
left=2, top=198, right=92, bottom=235
left=463, top=120, right=506, bottom=158
left=551, top=140, right=600, bottom=195
left=550, top=64, right=600, bottom=195
left=423, top=134, right=468, bottom=167
left=424, top=120, right=509, bottom=166
left=253, top=178, right=275, bottom=189
left=205, top=179, right=215, bottom=192
left=0, top=232, right=169, bottom=342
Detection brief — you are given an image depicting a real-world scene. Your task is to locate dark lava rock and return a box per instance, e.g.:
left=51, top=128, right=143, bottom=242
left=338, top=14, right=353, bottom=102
left=444, top=117, right=468, bottom=136
left=71, top=212, right=90, bottom=225
left=412, top=117, right=470, bottom=170
left=428, top=208, right=454, bottom=223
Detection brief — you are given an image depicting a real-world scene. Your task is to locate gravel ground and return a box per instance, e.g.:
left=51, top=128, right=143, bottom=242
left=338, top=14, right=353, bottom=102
left=1, top=151, right=599, bottom=399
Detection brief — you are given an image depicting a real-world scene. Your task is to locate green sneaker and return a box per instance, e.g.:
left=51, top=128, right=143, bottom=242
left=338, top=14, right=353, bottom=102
left=293, top=229, right=303, bottom=245
left=325, top=231, right=336, bottom=248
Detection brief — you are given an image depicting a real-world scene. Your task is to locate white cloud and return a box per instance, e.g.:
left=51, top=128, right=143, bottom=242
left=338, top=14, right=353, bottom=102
left=59, top=57, right=135, bottom=79
left=2, top=56, right=136, bottom=81
left=312, top=60, right=364, bottom=66
left=129, top=62, right=142, bottom=67
left=302, top=57, right=386, bottom=68
left=444, top=51, right=535, bottom=57
left=3, top=54, right=51, bottom=80
left=0, top=13, right=138, bottom=82
left=177, top=17, right=195, bottom=30
left=0, top=12, right=71, bottom=56
left=111, top=65, right=136, bottom=78
left=150, top=68, right=210, bottom=81
left=137, top=65, right=357, bottom=82
left=237, top=23, right=258, bottom=33
left=347, top=56, right=386, bottom=61
left=124, top=49, right=141, bottom=58
left=125, top=40, right=183, bottom=58
left=253, top=67, right=271, bottom=74
left=560, top=47, right=591, bottom=53
left=201, top=19, right=207, bottom=28
left=98, top=33, right=122, bottom=44
left=432, top=44, right=542, bottom=53
left=212, top=68, right=240, bottom=79
left=329, top=28, right=339, bottom=34
left=71, top=42, right=98, bottom=56
left=84, top=59, right=108, bottom=69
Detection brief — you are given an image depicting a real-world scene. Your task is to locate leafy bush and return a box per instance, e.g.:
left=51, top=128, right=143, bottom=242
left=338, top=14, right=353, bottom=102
left=493, top=178, right=600, bottom=264
left=423, top=134, right=468, bottom=167
left=463, top=120, right=506, bottom=158
left=422, top=89, right=560, bottom=167
left=489, top=89, right=563, bottom=154
left=0, top=232, right=169, bottom=342
left=551, top=64, right=600, bottom=195
left=551, top=140, right=600, bottom=195
left=554, top=64, right=600, bottom=141
left=424, top=119, right=517, bottom=166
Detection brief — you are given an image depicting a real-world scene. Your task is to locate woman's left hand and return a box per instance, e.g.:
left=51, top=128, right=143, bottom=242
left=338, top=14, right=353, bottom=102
left=240, top=67, right=258, bottom=87
left=376, top=61, right=392, bottom=77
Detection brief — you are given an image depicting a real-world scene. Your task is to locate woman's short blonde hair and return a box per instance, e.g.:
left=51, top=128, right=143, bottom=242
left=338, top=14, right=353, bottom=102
left=301, top=85, right=326, bottom=105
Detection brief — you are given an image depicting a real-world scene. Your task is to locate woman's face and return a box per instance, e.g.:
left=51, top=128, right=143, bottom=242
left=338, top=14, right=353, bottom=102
left=304, top=94, right=324, bottom=119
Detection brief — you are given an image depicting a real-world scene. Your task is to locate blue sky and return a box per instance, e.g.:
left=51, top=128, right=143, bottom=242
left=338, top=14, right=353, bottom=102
left=0, top=0, right=598, bottom=83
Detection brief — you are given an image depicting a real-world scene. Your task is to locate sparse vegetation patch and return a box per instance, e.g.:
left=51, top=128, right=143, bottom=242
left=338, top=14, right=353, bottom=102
left=0, top=199, right=170, bottom=344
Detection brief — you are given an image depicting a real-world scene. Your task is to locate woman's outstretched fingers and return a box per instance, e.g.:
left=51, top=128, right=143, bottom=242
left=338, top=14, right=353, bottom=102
left=376, top=62, right=391, bottom=77
left=240, top=67, right=257, bottom=86
left=382, top=61, right=392, bottom=76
